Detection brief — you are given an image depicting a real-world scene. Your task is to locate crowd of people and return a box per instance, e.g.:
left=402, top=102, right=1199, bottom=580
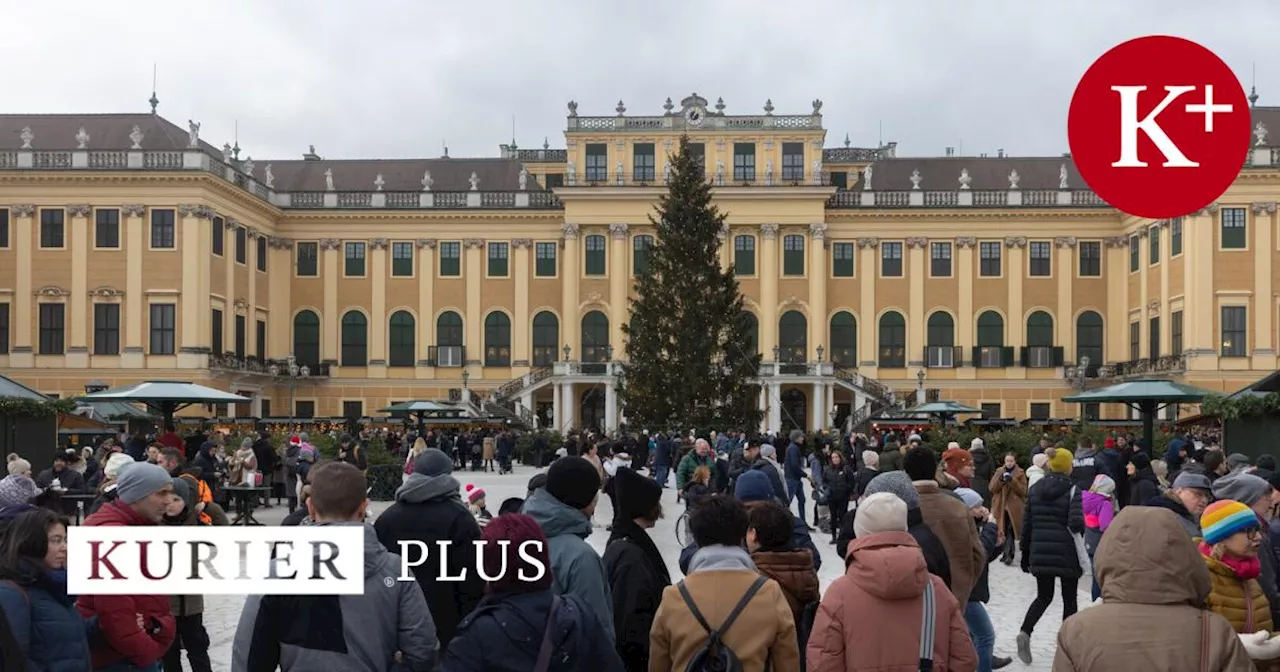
left=0, top=421, right=1276, bottom=671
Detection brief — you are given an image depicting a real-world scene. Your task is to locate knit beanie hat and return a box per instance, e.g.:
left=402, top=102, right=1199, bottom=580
left=103, top=453, right=134, bottom=481
left=954, top=487, right=983, bottom=510
left=760, top=445, right=777, bottom=460
left=863, top=471, right=921, bottom=509
left=942, top=448, right=973, bottom=472
left=1089, top=474, right=1116, bottom=498
left=1048, top=447, right=1075, bottom=474
left=902, top=447, right=938, bottom=481
left=970, top=438, right=985, bottom=451
left=526, top=472, right=549, bottom=498
left=1201, top=499, right=1260, bottom=545
left=482, top=513, right=554, bottom=594
left=1227, top=453, right=1253, bottom=472
left=169, top=477, right=193, bottom=513
left=6, top=458, right=30, bottom=477
left=854, top=492, right=908, bottom=538
left=734, top=470, right=775, bottom=503
left=465, top=484, right=486, bottom=504
left=1212, top=471, right=1273, bottom=507
left=1129, top=452, right=1152, bottom=472
left=615, top=467, right=662, bottom=520
left=1032, top=453, right=1049, bottom=470
left=544, top=456, right=600, bottom=510
left=413, top=448, right=454, bottom=477
left=0, top=475, right=41, bottom=510
left=115, top=462, right=174, bottom=504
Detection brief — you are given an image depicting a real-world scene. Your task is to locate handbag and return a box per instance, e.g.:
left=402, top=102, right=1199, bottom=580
left=1068, top=486, right=1092, bottom=571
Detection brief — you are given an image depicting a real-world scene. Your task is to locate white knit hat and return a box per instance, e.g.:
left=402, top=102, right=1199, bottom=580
left=103, top=453, right=134, bottom=481
left=854, top=492, right=908, bottom=538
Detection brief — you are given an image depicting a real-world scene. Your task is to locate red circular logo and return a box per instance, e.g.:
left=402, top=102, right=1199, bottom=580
left=1068, top=36, right=1251, bottom=219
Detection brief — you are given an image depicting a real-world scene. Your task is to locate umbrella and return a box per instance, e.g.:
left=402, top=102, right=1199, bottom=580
left=381, top=400, right=470, bottom=434
left=903, top=400, right=985, bottom=425
left=1062, top=379, right=1216, bottom=455
left=81, top=381, right=249, bottom=428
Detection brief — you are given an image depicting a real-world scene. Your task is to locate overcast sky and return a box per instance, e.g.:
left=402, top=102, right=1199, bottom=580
left=4, top=1, right=1276, bottom=161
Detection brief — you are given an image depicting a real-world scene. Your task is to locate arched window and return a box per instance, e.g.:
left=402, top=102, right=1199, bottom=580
left=435, top=311, right=463, bottom=367
left=742, top=312, right=759, bottom=355
left=532, top=312, right=559, bottom=366
left=633, top=235, right=654, bottom=275
left=340, top=311, right=367, bottom=367
left=484, top=312, right=511, bottom=366
left=292, top=311, right=320, bottom=370
left=925, top=311, right=954, bottom=367
left=388, top=311, right=415, bottom=367
left=977, top=311, right=1005, bottom=347
left=829, top=311, right=856, bottom=366
left=778, top=310, right=807, bottom=363
left=1026, top=311, right=1055, bottom=347
left=879, top=312, right=906, bottom=367
left=1076, top=311, right=1104, bottom=374
left=581, top=311, right=609, bottom=362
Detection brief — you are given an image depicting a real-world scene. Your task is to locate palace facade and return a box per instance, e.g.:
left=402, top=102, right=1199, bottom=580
left=2, top=94, right=1279, bottom=432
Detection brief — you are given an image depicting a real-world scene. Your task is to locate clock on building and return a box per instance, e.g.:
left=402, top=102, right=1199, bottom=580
left=684, top=105, right=705, bottom=127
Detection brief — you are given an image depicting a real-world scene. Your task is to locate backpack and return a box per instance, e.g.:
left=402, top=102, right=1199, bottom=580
left=677, top=575, right=768, bottom=672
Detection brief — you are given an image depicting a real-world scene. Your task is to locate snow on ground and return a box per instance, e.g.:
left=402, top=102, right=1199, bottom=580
left=196, top=465, right=1089, bottom=671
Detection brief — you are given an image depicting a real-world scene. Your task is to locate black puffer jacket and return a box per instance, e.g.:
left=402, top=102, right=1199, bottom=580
left=1128, top=468, right=1161, bottom=508
left=970, top=447, right=995, bottom=506
left=1020, top=472, right=1085, bottom=578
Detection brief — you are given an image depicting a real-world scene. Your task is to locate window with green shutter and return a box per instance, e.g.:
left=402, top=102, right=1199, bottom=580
left=1221, top=208, right=1247, bottom=249
left=584, top=235, right=606, bottom=275
left=783, top=235, right=804, bottom=276
left=439, top=242, right=461, bottom=276
left=391, top=242, right=414, bottom=276
left=734, top=235, right=755, bottom=275
left=488, top=242, right=509, bottom=277
left=535, top=242, right=557, bottom=277
left=832, top=242, right=854, bottom=277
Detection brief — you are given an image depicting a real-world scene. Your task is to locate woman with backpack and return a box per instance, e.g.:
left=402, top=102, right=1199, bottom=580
left=443, top=514, right=623, bottom=671
left=0, top=507, right=98, bottom=670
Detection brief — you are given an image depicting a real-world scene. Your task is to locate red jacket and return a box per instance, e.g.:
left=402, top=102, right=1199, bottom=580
left=75, top=499, right=177, bottom=669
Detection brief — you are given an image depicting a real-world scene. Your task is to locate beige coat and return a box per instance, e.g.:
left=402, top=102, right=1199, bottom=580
left=914, top=480, right=987, bottom=606
left=989, top=466, right=1028, bottom=541
left=1053, top=507, right=1253, bottom=671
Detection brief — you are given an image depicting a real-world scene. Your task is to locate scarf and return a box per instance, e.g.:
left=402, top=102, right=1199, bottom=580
left=1201, top=542, right=1263, bottom=580
left=687, top=544, right=757, bottom=574
left=608, top=518, right=671, bottom=585
left=395, top=470, right=462, bottom=505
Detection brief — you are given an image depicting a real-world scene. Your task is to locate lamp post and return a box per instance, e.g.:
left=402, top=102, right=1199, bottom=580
left=1067, top=355, right=1091, bottom=424
left=461, top=370, right=470, bottom=388
left=268, top=354, right=309, bottom=420
left=915, top=367, right=926, bottom=403
left=816, top=344, right=825, bottom=362
left=562, top=343, right=571, bottom=361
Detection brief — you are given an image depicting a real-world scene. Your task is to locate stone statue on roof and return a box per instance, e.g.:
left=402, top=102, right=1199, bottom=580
left=187, top=120, right=200, bottom=148
left=469, top=171, right=480, bottom=191
left=518, top=166, right=528, bottom=191
left=265, top=164, right=274, bottom=189
left=75, top=127, right=89, bottom=150
left=1059, top=164, right=1068, bottom=189
left=422, top=170, right=433, bottom=192
left=324, top=169, right=335, bottom=191
left=221, top=143, right=232, bottom=163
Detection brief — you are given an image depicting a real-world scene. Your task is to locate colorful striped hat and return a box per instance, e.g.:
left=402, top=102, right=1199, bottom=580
left=1200, top=499, right=1260, bottom=545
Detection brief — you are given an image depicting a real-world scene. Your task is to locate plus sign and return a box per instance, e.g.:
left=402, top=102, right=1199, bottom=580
left=1184, top=85, right=1233, bottom=133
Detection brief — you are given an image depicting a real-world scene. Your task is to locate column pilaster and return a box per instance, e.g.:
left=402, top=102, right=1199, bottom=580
left=177, top=204, right=212, bottom=367
left=552, top=381, right=563, bottom=431
left=268, top=237, right=293, bottom=359
left=67, top=205, right=91, bottom=366
left=416, top=239, right=436, bottom=372
left=224, top=219, right=237, bottom=356
left=808, top=223, right=828, bottom=354
left=1253, top=203, right=1276, bottom=368
left=320, top=238, right=340, bottom=363
left=464, top=239, right=483, bottom=365
left=9, top=205, right=34, bottom=366
left=1055, top=237, right=1076, bottom=357
left=367, top=238, right=389, bottom=375
left=1188, top=205, right=1218, bottom=369
left=1138, top=228, right=1150, bottom=358
left=1004, top=238, right=1026, bottom=368
left=955, top=237, right=976, bottom=377
left=857, top=238, right=878, bottom=369
left=513, top=239, right=532, bottom=368
left=1104, top=236, right=1128, bottom=364
left=608, top=223, right=628, bottom=352
left=562, top=223, right=581, bottom=357
left=122, top=204, right=146, bottom=367
left=906, top=237, right=927, bottom=366
left=246, top=227, right=260, bottom=361
left=760, top=224, right=779, bottom=356
left=810, top=382, right=825, bottom=431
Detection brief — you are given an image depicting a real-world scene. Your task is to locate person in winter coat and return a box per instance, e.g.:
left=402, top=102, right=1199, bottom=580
left=403, top=436, right=427, bottom=475
left=159, top=477, right=216, bottom=672
left=970, top=438, right=995, bottom=505
left=1015, top=447, right=1085, bottom=665
left=1026, top=452, right=1048, bottom=488
left=650, top=495, right=799, bottom=672
left=602, top=468, right=670, bottom=671
left=33, top=451, right=87, bottom=494
left=1147, top=471, right=1214, bottom=539
left=651, top=434, right=673, bottom=488
left=954, top=487, right=1013, bottom=672
left=677, top=470, right=821, bottom=574
left=77, top=462, right=178, bottom=671
left=1212, top=472, right=1280, bottom=630
left=373, top=448, right=484, bottom=652
left=681, top=465, right=713, bottom=510
left=234, top=461, right=440, bottom=672
left=1082, top=474, right=1118, bottom=602
left=989, top=452, right=1027, bottom=565
left=823, top=450, right=854, bottom=543
left=1053, top=506, right=1257, bottom=671
left=941, top=445, right=975, bottom=489
left=732, top=441, right=788, bottom=504
left=1127, top=452, right=1161, bottom=508
left=674, top=439, right=715, bottom=493
left=806, top=447, right=826, bottom=528
left=837, top=471, right=952, bottom=589
left=444, top=513, right=624, bottom=672
left=879, top=434, right=904, bottom=472
left=283, top=435, right=302, bottom=513
left=854, top=450, right=879, bottom=499
left=746, top=500, right=820, bottom=630
left=522, top=456, right=615, bottom=642
left=904, top=447, right=986, bottom=606
left=1197, top=499, right=1280, bottom=668
left=807, top=492, right=977, bottom=672
left=0, top=506, right=98, bottom=671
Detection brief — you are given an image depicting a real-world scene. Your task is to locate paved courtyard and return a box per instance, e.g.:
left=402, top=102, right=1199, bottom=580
left=197, top=466, right=1088, bottom=671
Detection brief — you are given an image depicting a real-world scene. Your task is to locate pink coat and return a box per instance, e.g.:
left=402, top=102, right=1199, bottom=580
left=806, top=531, right=976, bottom=671
left=1082, top=491, right=1116, bottom=532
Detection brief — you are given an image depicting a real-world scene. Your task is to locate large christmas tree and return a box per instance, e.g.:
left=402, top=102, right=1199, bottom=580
left=620, top=136, right=762, bottom=432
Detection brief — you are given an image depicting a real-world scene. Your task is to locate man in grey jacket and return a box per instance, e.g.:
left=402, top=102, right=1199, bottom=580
left=521, top=456, right=615, bottom=642
left=233, top=461, right=439, bottom=672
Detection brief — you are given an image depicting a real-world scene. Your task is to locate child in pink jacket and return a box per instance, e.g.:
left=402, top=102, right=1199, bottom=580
left=1082, top=474, right=1117, bottom=600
